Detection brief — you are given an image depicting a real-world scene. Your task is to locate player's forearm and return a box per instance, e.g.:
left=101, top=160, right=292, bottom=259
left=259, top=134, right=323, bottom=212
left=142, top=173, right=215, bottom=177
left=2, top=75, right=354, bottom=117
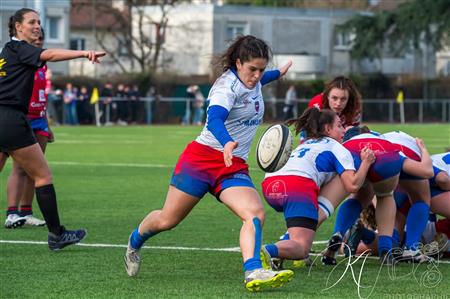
left=40, top=49, right=87, bottom=62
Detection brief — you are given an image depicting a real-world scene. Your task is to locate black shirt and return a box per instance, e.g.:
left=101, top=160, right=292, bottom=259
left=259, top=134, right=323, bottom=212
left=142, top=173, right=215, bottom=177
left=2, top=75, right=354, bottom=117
left=0, top=40, right=45, bottom=114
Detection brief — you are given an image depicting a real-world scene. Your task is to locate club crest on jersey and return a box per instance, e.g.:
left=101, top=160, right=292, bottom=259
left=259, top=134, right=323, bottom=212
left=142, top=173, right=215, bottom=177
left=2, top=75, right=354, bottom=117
left=38, top=70, right=45, bottom=80
left=265, top=180, right=288, bottom=200
left=255, top=101, right=260, bottom=113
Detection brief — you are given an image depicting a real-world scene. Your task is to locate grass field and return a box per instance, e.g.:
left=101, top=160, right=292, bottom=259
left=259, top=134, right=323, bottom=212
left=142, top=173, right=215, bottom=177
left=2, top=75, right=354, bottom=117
left=0, top=124, right=449, bottom=299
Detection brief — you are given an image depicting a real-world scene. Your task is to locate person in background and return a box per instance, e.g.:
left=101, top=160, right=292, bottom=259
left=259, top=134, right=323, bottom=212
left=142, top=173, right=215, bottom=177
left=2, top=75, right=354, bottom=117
left=129, top=84, right=142, bottom=124
left=263, top=85, right=277, bottom=121
left=308, top=76, right=361, bottom=128
left=63, top=82, right=78, bottom=125
left=116, top=83, right=127, bottom=125
left=189, top=85, right=205, bottom=126
left=283, top=85, right=297, bottom=120
left=100, top=82, right=113, bottom=125
left=77, top=86, right=91, bottom=124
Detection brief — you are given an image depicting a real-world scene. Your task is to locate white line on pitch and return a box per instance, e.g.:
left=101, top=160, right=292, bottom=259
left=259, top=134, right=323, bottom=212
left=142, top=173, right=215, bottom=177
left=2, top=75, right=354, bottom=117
left=0, top=239, right=325, bottom=250
left=49, top=161, right=262, bottom=171
left=50, top=161, right=173, bottom=168
left=2, top=239, right=449, bottom=264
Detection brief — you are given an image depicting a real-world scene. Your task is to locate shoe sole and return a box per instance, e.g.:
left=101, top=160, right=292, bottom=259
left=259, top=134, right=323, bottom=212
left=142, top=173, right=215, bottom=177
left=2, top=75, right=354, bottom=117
left=48, top=230, right=88, bottom=251
left=24, top=221, right=46, bottom=227
left=245, top=271, right=294, bottom=292
left=5, top=218, right=26, bottom=229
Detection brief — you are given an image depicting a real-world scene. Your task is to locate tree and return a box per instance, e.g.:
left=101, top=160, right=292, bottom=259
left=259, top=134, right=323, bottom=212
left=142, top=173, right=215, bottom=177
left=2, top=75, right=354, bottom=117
left=338, top=0, right=450, bottom=98
left=338, top=0, right=450, bottom=61
left=72, top=0, right=182, bottom=73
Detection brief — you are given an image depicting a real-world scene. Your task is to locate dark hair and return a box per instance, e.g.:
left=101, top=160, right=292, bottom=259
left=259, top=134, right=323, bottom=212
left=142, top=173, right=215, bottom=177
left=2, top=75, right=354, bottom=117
left=215, top=35, right=272, bottom=72
left=8, top=8, right=38, bottom=38
left=322, top=76, right=361, bottom=126
left=39, top=27, right=45, bottom=41
left=342, top=125, right=370, bottom=142
left=285, top=108, right=336, bottom=139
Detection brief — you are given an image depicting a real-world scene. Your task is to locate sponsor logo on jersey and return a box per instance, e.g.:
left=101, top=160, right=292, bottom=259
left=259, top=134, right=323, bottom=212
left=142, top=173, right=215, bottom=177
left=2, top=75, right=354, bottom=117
left=239, top=118, right=262, bottom=127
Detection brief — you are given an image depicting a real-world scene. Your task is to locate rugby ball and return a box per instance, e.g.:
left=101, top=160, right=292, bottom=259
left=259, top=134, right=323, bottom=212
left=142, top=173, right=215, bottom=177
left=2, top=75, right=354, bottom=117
left=256, top=124, right=293, bottom=173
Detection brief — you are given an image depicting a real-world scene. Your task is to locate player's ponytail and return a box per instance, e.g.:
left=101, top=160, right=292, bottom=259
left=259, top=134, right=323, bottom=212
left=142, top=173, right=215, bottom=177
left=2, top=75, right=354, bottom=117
left=286, top=108, right=336, bottom=139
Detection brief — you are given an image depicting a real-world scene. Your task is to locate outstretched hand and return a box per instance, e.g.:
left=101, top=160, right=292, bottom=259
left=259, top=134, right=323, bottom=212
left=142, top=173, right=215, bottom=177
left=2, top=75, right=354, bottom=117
left=223, top=141, right=238, bottom=167
left=86, top=51, right=106, bottom=64
left=279, top=60, right=293, bottom=77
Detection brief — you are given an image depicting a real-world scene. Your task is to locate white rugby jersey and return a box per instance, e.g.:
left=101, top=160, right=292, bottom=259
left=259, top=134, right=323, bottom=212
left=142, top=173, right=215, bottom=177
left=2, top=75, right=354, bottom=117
left=265, top=137, right=356, bottom=187
left=383, top=131, right=421, bottom=158
left=196, top=69, right=265, bottom=160
left=431, top=153, right=450, bottom=176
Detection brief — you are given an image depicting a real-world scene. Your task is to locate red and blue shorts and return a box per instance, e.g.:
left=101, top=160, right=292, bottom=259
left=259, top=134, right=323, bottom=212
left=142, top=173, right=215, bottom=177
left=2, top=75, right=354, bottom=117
left=170, top=141, right=254, bottom=199
left=262, top=175, right=319, bottom=223
left=345, top=139, right=404, bottom=182
left=29, top=117, right=50, bottom=138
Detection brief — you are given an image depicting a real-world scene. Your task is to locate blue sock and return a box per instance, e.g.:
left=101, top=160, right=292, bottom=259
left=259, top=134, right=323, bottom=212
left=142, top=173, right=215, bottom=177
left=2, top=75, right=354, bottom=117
left=405, top=201, right=430, bottom=250
left=361, top=228, right=376, bottom=245
left=428, top=213, right=437, bottom=222
left=378, top=235, right=393, bottom=254
left=279, top=232, right=290, bottom=240
left=392, top=229, right=401, bottom=248
left=252, top=218, right=262, bottom=259
left=264, top=244, right=279, bottom=258
left=243, top=217, right=263, bottom=272
left=243, top=257, right=262, bottom=272
left=129, top=228, right=157, bottom=250
left=333, top=198, right=362, bottom=236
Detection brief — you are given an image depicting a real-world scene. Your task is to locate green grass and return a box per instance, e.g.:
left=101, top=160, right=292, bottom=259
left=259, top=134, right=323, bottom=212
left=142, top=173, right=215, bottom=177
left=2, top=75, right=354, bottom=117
left=0, top=124, right=449, bottom=299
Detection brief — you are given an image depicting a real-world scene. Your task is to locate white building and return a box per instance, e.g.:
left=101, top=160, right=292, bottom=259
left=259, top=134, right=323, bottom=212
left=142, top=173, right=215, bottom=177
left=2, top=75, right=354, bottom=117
left=140, top=2, right=436, bottom=80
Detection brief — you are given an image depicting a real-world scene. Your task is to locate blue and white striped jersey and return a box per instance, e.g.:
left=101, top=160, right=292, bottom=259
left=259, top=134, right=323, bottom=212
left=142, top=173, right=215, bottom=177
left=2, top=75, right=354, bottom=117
left=265, top=137, right=356, bottom=187
left=196, top=69, right=265, bottom=161
left=431, top=152, right=450, bottom=176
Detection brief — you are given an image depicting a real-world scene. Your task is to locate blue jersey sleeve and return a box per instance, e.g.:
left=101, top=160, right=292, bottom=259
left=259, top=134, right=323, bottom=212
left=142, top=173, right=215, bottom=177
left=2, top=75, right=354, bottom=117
left=260, top=70, right=280, bottom=86
left=207, top=105, right=234, bottom=147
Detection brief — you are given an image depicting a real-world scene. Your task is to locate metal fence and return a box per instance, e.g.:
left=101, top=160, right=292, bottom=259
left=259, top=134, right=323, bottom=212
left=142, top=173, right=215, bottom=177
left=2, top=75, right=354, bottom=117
left=49, top=97, right=450, bottom=126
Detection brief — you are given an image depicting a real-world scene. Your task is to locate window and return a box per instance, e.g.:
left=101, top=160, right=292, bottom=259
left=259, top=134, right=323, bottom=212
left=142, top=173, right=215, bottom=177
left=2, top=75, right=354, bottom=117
left=334, top=31, right=354, bottom=50
left=70, top=38, right=85, bottom=50
left=226, top=22, right=248, bottom=41
left=46, top=16, right=63, bottom=42
left=118, top=39, right=129, bottom=57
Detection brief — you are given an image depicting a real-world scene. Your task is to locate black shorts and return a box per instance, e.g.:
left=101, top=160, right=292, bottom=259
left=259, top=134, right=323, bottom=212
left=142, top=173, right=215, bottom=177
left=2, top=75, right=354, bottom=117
left=0, top=106, right=37, bottom=153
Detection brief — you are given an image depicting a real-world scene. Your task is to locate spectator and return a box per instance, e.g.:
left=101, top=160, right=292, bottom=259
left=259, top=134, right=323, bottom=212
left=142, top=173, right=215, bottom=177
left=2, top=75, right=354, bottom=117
left=100, top=82, right=114, bottom=125
left=77, top=86, right=91, bottom=124
left=63, top=83, right=78, bottom=125
left=283, top=85, right=297, bottom=120
left=189, top=85, right=205, bottom=126
left=263, top=85, right=277, bottom=121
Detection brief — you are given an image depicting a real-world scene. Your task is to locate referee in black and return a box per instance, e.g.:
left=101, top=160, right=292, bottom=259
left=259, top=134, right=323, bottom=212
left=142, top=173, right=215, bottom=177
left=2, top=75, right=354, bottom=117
left=0, top=8, right=105, bottom=250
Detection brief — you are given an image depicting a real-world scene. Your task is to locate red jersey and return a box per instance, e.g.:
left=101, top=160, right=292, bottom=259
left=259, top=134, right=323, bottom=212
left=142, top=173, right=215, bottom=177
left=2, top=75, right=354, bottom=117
left=308, top=93, right=323, bottom=109
left=28, top=65, right=48, bottom=119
